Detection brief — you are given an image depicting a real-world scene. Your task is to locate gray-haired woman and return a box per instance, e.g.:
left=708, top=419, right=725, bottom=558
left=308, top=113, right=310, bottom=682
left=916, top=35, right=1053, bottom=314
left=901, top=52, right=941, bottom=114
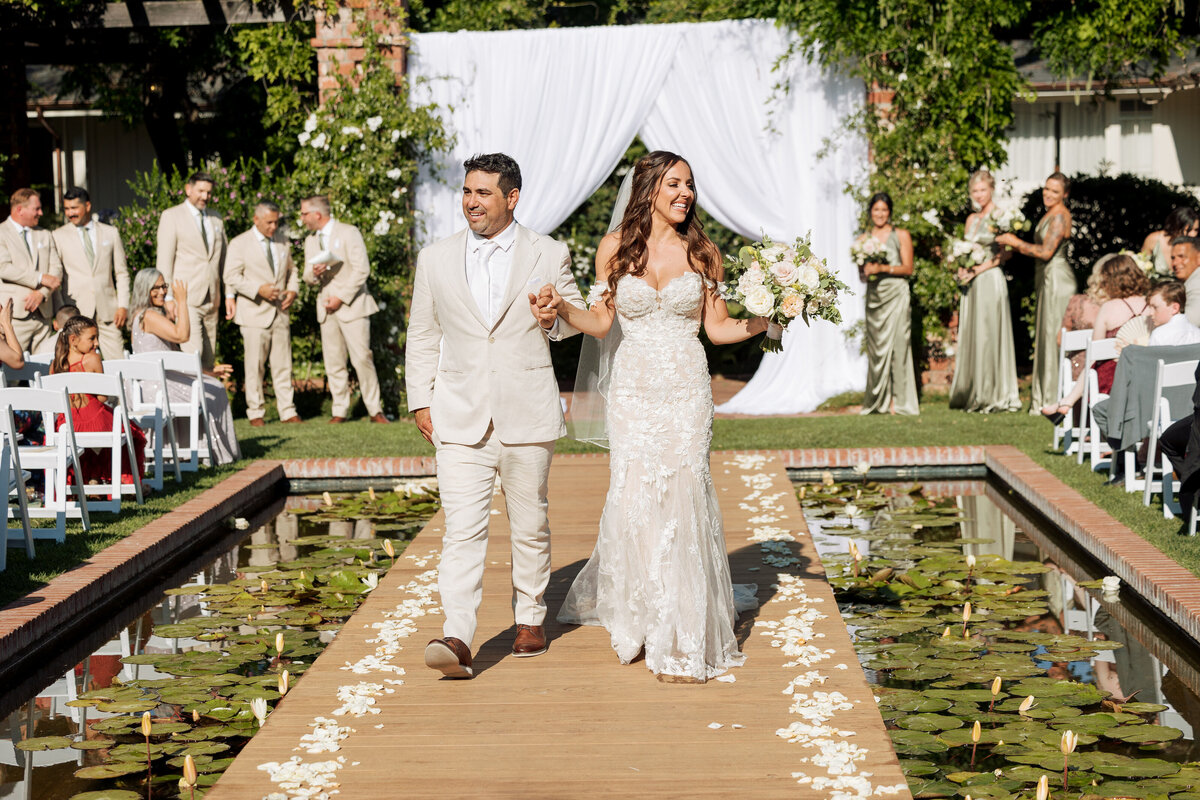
left=129, top=268, right=240, bottom=463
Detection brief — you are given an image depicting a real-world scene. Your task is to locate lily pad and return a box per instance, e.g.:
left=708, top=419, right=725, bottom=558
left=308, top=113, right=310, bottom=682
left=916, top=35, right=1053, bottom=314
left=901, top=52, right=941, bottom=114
left=16, top=735, right=74, bottom=751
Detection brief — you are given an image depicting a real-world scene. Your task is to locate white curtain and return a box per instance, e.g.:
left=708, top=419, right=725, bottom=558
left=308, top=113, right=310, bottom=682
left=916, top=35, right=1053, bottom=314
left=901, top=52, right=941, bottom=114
left=639, top=21, right=867, bottom=413
left=409, top=19, right=867, bottom=414
left=409, top=25, right=683, bottom=241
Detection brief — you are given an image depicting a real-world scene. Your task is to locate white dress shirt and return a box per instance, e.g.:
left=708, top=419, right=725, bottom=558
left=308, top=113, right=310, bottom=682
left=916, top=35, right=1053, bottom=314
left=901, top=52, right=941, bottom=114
left=1149, top=313, right=1200, bottom=346
left=465, top=221, right=517, bottom=327
left=186, top=200, right=212, bottom=250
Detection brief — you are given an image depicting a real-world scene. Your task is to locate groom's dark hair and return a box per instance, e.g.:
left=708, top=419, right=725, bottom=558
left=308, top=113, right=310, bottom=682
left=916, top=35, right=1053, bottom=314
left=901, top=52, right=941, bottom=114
left=464, top=153, right=522, bottom=195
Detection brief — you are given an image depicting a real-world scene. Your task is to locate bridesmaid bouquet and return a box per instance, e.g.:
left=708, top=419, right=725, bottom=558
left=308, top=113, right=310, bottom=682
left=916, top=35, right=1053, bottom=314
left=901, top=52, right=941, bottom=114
left=945, top=236, right=989, bottom=289
left=722, top=233, right=849, bottom=353
left=1122, top=248, right=1170, bottom=280
left=987, top=204, right=1030, bottom=235
left=849, top=236, right=889, bottom=268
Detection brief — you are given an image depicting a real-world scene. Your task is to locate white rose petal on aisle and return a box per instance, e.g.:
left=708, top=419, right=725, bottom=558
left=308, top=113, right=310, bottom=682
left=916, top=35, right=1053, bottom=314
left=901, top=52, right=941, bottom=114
left=722, top=232, right=850, bottom=352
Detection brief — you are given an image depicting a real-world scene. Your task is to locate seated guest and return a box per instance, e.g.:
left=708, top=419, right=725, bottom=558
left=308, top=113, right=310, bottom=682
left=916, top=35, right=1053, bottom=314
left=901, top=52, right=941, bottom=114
left=46, top=304, right=80, bottom=354
left=1157, top=364, right=1200, bottom=533
left=128, top=269, right=241, bottom=464
left=1041, top=254, right=1149, bottom=422
left=1147, top=281, right=1200, bottom=346
left=51, top=314, right=146, bottom=486
left=1170, top=236, right=1200, bottom=328
left=1059, top=255, right=1112, bottom=382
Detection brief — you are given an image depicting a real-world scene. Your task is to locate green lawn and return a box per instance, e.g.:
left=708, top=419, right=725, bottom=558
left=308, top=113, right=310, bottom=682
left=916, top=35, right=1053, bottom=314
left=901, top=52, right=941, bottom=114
left=4, top=396, right=1198, bottom=608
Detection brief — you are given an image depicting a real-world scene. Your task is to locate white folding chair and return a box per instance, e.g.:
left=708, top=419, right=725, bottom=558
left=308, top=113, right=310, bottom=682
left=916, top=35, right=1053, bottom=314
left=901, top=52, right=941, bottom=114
left=2, top=355, right=52, bottom=386
left=1142, top=358, right=1199, bottom=513
left=1077, top=337, right=1119, bottom=470
left=37, top=372, right=145, bottom=513
left=1, top=387, right=91, bottom=540
left=0, top=404, right=34, bottom=570
left=103, top=359, right=182, bottom=491
left=1056, top=328, right=1093, bottom=453
left=130, top=351, right=217, bottom=470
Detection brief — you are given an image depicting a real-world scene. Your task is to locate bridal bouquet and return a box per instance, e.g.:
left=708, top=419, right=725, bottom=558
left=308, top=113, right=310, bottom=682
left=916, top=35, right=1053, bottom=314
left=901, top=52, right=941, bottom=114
left=988, top=204, right=1030, bottom=236
left=849, top=236, right=889, bottom=268
left=945, top=236, right=989, bottom=288
left=722, top=233, right=849, bottom=353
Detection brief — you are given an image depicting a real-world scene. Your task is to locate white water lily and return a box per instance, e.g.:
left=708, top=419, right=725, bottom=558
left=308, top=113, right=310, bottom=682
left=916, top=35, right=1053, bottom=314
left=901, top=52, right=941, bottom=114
left=1019, top=695, right=1036, bottom=715
left=1060, top=729, right=1078, bottom=754
left=966, top=554, right=976, bottom=570
left=853, top=462, right=871, bottom=476
left=251, top=697, right=269, bottom=726
left=362, top=572, right=379, bottom=592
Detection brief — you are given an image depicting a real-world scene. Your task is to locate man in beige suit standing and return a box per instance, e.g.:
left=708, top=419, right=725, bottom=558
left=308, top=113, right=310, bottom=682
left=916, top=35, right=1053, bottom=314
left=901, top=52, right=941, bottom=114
left=406, top=153, right=585, bottom=678
left=53, top=187, right=131, bottom=360
left=156, top=171, right=227, bottom=368
left=0, top=188, right=62, bottom=353
left=299, top=195, right=387, bottom=424
left=224, top=201, right=301, bottom=427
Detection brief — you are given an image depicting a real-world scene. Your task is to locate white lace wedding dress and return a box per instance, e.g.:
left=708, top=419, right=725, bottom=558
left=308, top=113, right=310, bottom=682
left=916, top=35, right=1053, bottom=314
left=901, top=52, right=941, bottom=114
left=558, top=271, right=752, bottom=680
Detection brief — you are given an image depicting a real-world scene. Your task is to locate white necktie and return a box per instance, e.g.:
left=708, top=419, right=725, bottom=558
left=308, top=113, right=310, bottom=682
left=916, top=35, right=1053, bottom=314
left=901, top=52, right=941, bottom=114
left=479, top=241, right=499, bottom=324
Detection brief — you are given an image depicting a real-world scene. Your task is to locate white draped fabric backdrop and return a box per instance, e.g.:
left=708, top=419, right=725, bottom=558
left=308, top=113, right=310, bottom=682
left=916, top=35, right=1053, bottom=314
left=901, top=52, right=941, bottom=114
left=409, top=19, right=868, bottom=414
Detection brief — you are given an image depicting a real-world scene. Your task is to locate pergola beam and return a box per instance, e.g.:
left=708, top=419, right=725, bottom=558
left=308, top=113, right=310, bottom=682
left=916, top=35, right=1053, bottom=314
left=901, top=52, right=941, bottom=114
left=94, top=0, right=311, bottom=28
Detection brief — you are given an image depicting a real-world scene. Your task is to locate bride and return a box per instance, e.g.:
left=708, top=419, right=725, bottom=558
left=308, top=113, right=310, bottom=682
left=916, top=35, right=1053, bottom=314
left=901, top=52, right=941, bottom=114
left=546, top=151, right=772, bottom=682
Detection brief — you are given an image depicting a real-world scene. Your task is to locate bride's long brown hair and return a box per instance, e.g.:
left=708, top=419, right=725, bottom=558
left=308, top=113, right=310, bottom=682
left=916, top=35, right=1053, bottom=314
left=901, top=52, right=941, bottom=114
left=607, top=151, right=719, bottom=295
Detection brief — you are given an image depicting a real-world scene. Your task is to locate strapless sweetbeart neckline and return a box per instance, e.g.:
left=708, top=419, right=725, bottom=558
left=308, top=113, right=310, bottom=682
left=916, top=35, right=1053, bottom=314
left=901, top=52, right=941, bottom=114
left=623, top=272, right=701, bottom=294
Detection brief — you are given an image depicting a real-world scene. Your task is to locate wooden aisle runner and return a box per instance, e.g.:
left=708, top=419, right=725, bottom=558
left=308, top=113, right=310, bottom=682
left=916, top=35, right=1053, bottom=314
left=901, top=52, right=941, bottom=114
left=209, top=454, right=911, bottom=799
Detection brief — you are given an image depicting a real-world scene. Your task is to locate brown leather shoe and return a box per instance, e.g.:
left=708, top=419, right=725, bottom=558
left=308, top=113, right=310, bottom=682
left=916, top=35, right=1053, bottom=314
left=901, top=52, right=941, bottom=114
left=425, top=637, right=473, bottom=678
left=328, top=416, right=346, bottom=424
left=249, top=418, right=265, bottom=428
left=280, top=416, right=303, bottom=424
left=512, top=624, right=547, bottom=657
left=369, top=413, right=390, bottom=424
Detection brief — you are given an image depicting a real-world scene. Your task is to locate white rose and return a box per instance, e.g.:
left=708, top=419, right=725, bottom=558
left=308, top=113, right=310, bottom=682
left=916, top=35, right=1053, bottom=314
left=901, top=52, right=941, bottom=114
left=741, top=266, right=766, bottom=286
left=769, top=260, right=798, bottom=285
left=390, top=129, right=401, bottom=142
left=386, top=168, right=402, bottom=180
left=311, top=132, right=327, bottom=149
left=298, top=131, right=311, bottom=146
left=366, top=116, right=383, bottom=132
left=742, top=285, right=775, bottom=316
left=372, top=220, right=390, bottom=236
left=760, top=244, right=787, bottom=263
left=794, top=264, right=820, bottom=292
left=303, top=114, right=318, bottom=133
left=806, top=298, right=821, bottom=315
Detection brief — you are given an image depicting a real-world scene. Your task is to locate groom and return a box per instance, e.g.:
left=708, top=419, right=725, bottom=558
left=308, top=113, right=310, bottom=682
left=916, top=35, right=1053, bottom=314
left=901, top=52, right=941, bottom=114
left=406, top=153, right=585, bottom=678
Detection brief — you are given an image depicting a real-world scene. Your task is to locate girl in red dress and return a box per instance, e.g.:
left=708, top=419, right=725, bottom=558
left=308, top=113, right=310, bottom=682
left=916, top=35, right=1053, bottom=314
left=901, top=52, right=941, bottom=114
left=51, top=315, right=146, bottom=487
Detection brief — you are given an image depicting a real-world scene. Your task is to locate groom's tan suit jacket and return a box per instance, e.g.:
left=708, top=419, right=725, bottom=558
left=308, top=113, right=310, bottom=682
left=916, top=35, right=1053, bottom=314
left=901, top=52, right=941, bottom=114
left=406, top=223, right=585, bottom=446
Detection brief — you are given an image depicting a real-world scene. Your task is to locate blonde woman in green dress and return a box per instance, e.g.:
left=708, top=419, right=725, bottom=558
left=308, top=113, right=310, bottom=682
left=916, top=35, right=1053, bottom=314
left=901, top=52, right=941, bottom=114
left=858, top=192, right=918, bottom=415
left=949, top=170, right=1020, bottom=413
left=997, top=172, right=1075, bottom=414
left=1142, top=207, right=1199, bottom=277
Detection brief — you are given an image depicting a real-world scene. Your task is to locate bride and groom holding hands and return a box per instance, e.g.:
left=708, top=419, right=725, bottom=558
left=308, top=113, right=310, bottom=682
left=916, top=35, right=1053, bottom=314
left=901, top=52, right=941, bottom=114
left=405, top=151, right=772, bottom=683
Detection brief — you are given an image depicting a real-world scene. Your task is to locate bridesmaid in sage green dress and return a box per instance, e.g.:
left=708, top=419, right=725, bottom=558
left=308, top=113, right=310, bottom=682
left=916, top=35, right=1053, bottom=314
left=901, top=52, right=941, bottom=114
left=1141, top=207, right=1199, bottom=277
left=859, top=192, right=918, bottom=415
left=949, top=170, right=1020, bottom=413
left=997, top=172, right=1075, bottom=414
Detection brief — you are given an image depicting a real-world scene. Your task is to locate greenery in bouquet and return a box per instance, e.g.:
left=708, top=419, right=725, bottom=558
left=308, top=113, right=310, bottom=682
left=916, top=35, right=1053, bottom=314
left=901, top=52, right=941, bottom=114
left=723, top=233, right=850, bottom=353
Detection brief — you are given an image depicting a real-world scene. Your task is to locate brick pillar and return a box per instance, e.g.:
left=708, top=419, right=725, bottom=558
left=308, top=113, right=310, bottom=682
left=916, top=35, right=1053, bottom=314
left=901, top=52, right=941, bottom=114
left=312, top=0, right=407, bottom=106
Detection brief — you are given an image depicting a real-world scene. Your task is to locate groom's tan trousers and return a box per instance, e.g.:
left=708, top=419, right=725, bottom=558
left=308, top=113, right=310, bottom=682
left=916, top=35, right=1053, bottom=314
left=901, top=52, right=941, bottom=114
left=435, top=425, right=554, bottom=648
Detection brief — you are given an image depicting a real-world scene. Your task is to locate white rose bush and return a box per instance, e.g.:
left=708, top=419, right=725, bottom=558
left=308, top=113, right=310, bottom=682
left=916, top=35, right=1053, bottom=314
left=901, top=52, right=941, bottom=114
left=721, top=232, right=849, bottom=353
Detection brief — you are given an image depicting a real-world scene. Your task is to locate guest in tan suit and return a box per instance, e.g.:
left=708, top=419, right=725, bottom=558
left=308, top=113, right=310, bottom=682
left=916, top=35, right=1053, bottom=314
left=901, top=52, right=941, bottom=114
left=224, top=201, right=302, bottom=427
left=0, top=188, right=63, bottom=354
left=155, top=171, right=227, bottom=369
left=53, top=187, right=131, bottom=360
left=299, top=195, right=387, bottom=424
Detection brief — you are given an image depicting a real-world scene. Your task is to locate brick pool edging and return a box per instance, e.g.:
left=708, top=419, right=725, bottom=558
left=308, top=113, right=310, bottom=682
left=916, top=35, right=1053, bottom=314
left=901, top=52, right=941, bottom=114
left=0, top=460, right=286, bottom=666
